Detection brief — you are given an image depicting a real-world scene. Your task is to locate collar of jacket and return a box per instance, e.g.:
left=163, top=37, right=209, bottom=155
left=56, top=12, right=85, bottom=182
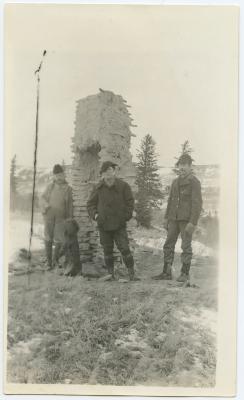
left=178, top=173, right=193, bottom=185
left=98, top=178, right=120, bottom=191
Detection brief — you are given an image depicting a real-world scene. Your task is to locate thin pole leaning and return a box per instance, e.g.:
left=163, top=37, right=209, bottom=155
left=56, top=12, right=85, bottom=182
left=27, top=51, right=47, bottom=280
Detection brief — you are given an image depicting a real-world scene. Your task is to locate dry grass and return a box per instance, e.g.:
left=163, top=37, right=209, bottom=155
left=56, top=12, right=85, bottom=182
left=7, top=247, right=217, bottom=386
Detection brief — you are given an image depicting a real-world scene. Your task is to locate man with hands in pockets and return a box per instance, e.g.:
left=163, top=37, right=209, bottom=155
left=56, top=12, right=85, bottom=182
left=87, top=161, right=139, bottom=281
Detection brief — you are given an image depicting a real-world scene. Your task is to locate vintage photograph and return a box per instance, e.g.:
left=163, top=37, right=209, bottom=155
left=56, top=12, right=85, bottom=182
left=4, top=5, right=238, bottom=396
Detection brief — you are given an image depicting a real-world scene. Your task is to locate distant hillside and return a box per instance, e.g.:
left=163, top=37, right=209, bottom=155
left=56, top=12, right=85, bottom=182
left=13, top=164, right=219, bottom=214
left=15, top=165, right=72, bottom=196
left=15, top=166, right=51, bottom=196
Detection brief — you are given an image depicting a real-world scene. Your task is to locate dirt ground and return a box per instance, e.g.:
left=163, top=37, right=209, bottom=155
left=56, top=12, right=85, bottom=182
left=6, top=238, right=218, bottom=386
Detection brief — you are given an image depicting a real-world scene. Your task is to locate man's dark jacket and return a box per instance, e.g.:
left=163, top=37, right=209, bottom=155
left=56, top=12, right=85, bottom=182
left=165, top=173, right=202, bottom=225
left=87, top=178, right=134, bottom=231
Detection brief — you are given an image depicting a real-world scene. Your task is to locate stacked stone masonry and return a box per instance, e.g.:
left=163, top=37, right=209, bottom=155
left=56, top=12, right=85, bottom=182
left=71, top=89, right=137, bottom=265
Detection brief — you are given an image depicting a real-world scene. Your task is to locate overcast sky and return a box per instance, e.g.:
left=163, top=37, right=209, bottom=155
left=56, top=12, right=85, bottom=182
left=5, top=5, right=238, bottom=169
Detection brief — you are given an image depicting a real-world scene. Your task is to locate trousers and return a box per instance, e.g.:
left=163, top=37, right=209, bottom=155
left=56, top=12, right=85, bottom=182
left=43, top=208, right=65, bottom=244
left=163, top=220, right=193, bottom=266
left=99, top=227, right=134, bottom=270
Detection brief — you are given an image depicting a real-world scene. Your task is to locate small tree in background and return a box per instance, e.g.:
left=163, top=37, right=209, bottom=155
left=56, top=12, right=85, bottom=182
left=135, top=134, right=163, bottom=228
left=10, top=154, right=18, bottom=210
left=173, top=140, right=194, bottom=175
left=135, top=194, right=152, bottom=229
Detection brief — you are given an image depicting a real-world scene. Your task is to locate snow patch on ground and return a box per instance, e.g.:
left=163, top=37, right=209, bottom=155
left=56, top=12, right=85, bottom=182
left=115, top=328, right=149, bottom=351
left=8, top=335, right=43, bottom=362
left=8, top=216, right=214, bottom=266
left=175, top=308, right=217, bottom=335
left=8, top=218, right=44, bottom=263
left=134, top=228, right=214, bottom=258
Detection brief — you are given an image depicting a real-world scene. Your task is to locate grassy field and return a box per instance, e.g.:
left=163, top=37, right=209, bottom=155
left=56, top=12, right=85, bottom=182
left=7, top=242, right=218, bottom=387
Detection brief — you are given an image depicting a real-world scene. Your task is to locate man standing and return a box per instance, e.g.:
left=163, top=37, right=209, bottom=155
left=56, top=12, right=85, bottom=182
left=153, top=154, right=202, bottom=282
left=41, top=164, right=73, bottom=270
left=87, top=161, right=139, bottom=281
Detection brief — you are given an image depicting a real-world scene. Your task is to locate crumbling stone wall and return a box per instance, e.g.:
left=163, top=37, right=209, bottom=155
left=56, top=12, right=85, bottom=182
left=71, top=89, right=137, bottom=265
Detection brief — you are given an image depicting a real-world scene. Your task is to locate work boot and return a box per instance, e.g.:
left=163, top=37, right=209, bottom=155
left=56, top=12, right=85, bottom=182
left=177, top=264, right=190, bottom=282
left=104, top=256, right=115, bottom=280
left=152, top=263, right=172, bottom=280
left=107, top=263, right=114, bottom=277
left=44, top=241, right=52, bottom=269
left=128, top=267, right=140, bottom=281
left=108, top=267, right=115, bottom=280
left=176, top=272, right=188, bottom=282
left=64, top=263, right=82, bottom=277
left=130, top=276, right=141, bottom=282
left=123, top=254, right=140, bottom=281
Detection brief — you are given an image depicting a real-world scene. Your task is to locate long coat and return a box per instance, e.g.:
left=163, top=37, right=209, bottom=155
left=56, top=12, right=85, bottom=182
left=87, top=178, right=134, bottom=231
left=41, top=181, right=73, bottom=219
left=165, top=173, right=202, bottom=225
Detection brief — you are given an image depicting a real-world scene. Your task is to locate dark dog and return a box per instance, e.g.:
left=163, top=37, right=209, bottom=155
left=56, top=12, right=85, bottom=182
left=59, top=219, right=82, bottom=277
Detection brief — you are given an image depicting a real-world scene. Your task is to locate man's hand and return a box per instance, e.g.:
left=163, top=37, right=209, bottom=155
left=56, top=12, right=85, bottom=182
left=94, top=213, right=98, bottom=221
left=163, top=218, right=168, bottom=231
left=185, top=222, right=195, bottom=235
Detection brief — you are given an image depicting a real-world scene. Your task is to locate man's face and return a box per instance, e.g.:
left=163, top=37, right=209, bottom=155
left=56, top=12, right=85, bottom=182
left=54, top=172, right=65, bottom=183
left=178, top=162, right=191, bottom=177
left=102, top=167, right=116, bottom=185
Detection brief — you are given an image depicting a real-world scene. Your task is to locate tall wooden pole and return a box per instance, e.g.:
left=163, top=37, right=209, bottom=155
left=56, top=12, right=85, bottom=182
left=28, top=50, right=47, bottom=261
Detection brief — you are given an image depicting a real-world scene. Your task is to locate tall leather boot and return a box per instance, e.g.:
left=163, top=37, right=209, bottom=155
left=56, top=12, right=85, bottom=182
left=44, top=241, right=52, bottom=268
left=185, top=264, right=191, bottom=276
left=104, top=255, right=115, bottom=279
left=124, top=254, right=140, bottom=281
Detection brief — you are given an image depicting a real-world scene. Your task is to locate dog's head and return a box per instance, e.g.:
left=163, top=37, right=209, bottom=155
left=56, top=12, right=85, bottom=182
left=64, top=219, right=79, bottom=237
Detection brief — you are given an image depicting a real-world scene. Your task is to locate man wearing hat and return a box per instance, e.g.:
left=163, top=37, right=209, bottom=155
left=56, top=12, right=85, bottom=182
left=87, top=161, right=139, bottom=281
left=41, top=164, right=73, bottom=270
left=153, top=153, right=202, bottom=282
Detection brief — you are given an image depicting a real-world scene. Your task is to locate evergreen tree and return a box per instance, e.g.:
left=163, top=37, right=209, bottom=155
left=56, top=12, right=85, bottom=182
left=135, top=134, right=163, bottom=228
left=10, top=155, right=17, bottom=210
left=135, top=194, right=152, bottom=229
left=173, top=140, right=194, bottom=175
